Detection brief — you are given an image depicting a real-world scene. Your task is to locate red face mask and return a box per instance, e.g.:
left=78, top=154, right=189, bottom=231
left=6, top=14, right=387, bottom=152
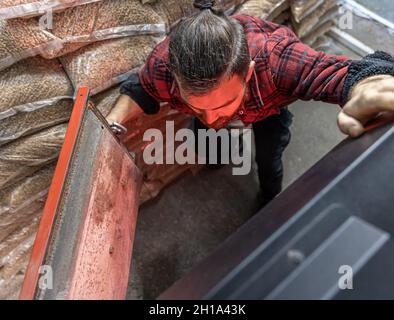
left=181, top=75, right=248, bottom=129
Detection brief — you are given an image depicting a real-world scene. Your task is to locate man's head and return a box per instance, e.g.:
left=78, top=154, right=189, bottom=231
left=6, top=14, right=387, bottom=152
left=169, top=0, right=254, bottom=128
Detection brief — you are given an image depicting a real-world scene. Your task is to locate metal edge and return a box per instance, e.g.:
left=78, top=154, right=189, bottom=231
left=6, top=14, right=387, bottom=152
left=19, top=87, right=90, bottom=300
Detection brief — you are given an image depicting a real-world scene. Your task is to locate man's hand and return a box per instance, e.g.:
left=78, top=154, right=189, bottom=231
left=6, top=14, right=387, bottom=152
left=106, top=94, right=144, bottom=127
left=337, top=75, right=394, bottom=138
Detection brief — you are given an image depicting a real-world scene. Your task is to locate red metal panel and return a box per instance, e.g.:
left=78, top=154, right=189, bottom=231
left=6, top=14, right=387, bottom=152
left=19, top=88, right=142, bottom=300
left=67, top=130, right=140, bottom=299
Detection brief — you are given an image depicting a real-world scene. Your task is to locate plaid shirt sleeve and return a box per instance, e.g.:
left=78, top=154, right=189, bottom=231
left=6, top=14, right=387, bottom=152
left=267, top=25, right=353, bottom=106
left=138, top=38, right=173, bottom=104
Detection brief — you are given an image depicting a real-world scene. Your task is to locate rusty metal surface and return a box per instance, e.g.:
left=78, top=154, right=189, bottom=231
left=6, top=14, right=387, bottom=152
left=20, top=88, right=142, bottom=300
left=159, top=122, right=394, bottom=300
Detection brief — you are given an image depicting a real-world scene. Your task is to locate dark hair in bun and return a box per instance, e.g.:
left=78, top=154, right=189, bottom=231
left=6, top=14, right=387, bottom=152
left=169, top=0, right=251, bottom=95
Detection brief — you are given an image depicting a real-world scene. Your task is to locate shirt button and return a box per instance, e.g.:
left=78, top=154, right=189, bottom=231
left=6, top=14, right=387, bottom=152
left=238, top=110, right=244, bottom=116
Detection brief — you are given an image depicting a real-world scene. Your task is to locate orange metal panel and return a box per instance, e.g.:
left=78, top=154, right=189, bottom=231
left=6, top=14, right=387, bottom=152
left=19, top=88, right=142, bottom=300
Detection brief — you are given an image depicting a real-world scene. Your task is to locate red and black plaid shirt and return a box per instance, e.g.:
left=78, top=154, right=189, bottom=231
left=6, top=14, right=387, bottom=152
left=137, top=14, right=352, bottom=125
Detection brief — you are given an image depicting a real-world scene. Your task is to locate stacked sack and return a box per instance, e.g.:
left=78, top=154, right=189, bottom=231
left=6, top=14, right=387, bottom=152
left=290, top=0, right=340, bottom=45
left=236, top=0, right=292, bottom=25
left=236, top=0, right=340, bottom=45
left=0, top=0, right=246, bottom=299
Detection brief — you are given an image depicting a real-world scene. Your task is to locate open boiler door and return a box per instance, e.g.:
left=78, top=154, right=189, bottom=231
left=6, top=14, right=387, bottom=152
left=19, top=87, right=142, bottom=300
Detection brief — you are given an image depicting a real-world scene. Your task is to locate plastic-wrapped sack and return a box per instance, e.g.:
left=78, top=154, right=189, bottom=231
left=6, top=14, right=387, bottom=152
left=0, top=98, right=73, bottom=147
left=0, top=164, right=54, bottom=244
left=40, top=0, right=166, bottom=59
left=0, top=215, right=40, bottom=300
left=0, top=57, right=73, bottom=120
left=236, top=0, right=289, bottom=20
left=217, top=0, right=247, bottom=14
left=152, top=0, right=245, bottom=27
left=301, top=19, right=337, bottom=45
left=0, top=164, right=52, bottom=299
left=292, top=0, right=337, bottom=38
left=0, top=0, right=103, bottom=20
left=0, top=123, right=67, bottom=190
left=267, top=0, right=290, bottom=21
left=272, top=10, right=290, bottom=25
left=60, top=36, right=159, bottom=95
left=152, top=0, right=195, bottom=27
left=0, top=18, right=61, bottom=71
left=291, top=0, right=324, bottom=23
left=311, top=35, right=344, bottom=56
left=91, top=86, right=121, bottom=117
left=0, top=58, right=73, bottom=142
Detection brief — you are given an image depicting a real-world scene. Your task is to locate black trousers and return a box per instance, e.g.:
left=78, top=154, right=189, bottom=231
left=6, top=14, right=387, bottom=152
left=193, top=107, right=293, bottom=206
left=253, top=108, right=293, bottom=205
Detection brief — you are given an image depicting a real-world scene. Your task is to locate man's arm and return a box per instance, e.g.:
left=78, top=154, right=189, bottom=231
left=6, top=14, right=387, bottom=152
left=106, top=39, right=172, bottom=125
left=268, top=26, right=394, bottom=137
left=106, top=94, right=144, bottom=125
left=267, top=26, right=351, bottom=104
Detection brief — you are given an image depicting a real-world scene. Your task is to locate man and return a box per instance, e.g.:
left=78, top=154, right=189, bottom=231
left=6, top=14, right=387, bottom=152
left=107, top=0, right=394, bottom=207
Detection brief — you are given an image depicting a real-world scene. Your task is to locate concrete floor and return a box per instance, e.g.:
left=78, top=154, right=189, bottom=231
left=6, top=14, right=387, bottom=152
left=356, top=0, right=394, bottom=23
left=126, top=0, right=393, bottom=299
left=127, top=100, right=347, bottom=300
left=346, top=0, right=394, bottom=56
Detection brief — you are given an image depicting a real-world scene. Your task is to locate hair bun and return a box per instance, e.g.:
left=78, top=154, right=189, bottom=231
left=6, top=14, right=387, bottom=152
left=193, top=0, right=215, bottom=10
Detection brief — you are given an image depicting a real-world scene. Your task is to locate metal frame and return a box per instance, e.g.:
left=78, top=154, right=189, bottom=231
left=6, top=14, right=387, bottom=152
left=20, top=87, right=142, bottom=300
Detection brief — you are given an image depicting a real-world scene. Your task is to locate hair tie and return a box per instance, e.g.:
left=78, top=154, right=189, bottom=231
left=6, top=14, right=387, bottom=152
left=194, top=1, right=215, bottom=10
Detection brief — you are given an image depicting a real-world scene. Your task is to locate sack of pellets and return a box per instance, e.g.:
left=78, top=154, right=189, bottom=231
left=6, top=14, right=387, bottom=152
left=290, top=0, right=325, bottom=23
left=291, top=0, right=338, bottom=38
left=90, top=86, right=122, bottom=118
left=236, top=0, right=289, bottom=20
left=0, top=123, right=67, bottom=190
left=0, top=164, right=55, bottom=244
left=40, top=0, right=166, bottom=59
left=0, top=163, right=56, bottom=299
left=272, top=10, right=291, bottom=25
left=60, top=36, right=160, bottom=95
left=0, top=57, right=73, bottom=146
left=0, top=0, right=103, bottom=20
left=152, top=0, right=245, bottom=28
left=0, top=216, right=40, bottom=299
left=152, top=0, right=195, bottom=27
left=217, top=0, right=247, bottom=14
left=301, top=19, right=337, bottom=45
left=0, top=18, right=62, bottom=71
left=0, top=98, right=73, bottom=147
